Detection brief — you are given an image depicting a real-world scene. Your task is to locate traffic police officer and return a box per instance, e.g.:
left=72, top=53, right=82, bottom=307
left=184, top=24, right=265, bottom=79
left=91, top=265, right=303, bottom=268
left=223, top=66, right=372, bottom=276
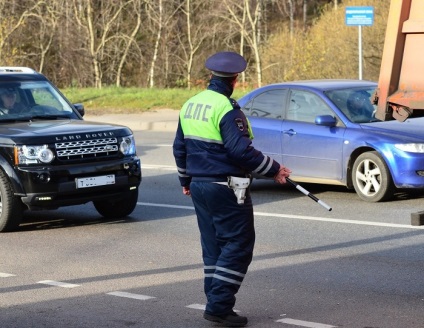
left=173, top=51, right=291, bottom=327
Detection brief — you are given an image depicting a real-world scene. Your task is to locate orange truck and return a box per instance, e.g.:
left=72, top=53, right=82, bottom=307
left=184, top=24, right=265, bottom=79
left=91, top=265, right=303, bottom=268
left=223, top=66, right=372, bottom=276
left=374, top=0, right=424, bottom=225
left=374, top=0, right=424, bottom=122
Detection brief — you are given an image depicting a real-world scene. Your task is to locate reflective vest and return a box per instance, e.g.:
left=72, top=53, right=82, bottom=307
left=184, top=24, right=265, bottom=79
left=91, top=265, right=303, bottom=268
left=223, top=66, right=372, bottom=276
left=180, top=89, right=241, bottom=143
left=173, top=88, right=278, bottom=186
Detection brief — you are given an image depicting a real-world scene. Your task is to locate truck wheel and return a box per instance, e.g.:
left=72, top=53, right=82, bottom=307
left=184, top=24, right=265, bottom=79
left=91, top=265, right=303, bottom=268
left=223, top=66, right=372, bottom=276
left=352, top=151, right=394, bottom=202
left=93, top=189, right=138, bottom=219
left=0, top=170, right=23, bottom=232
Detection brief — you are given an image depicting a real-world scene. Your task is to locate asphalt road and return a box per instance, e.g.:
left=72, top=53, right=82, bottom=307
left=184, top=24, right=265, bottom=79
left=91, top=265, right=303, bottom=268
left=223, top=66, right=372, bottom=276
left=1, top=116, right=424, bottom=328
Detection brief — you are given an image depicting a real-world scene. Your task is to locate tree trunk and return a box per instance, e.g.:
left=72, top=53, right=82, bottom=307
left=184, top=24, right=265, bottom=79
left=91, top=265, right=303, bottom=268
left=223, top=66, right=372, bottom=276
left=117, top=1, right=142, bottom=87
left=148, top=0, right=163, bottom=88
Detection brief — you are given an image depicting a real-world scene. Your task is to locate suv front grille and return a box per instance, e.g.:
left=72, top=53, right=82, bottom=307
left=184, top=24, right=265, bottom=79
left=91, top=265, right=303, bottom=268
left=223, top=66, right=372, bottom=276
left=55, top=138, right=119, bottom=161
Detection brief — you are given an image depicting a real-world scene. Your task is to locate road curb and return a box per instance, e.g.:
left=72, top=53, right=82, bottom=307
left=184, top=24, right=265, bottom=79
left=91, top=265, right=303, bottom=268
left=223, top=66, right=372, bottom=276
left=84, top=109, right=180, bottom=132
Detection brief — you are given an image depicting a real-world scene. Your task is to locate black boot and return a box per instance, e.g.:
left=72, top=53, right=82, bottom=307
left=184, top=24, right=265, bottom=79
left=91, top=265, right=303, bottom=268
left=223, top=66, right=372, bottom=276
left=203, top=310, right=248, bottom=327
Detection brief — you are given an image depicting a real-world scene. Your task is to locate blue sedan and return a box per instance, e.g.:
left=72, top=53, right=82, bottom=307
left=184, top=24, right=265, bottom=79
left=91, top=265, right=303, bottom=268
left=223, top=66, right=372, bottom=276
left=238, top=79, right=424, bottom=202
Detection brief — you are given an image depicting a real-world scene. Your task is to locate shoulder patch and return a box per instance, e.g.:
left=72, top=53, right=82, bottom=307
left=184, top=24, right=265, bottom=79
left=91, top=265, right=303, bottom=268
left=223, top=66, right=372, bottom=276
left=235, top=118, right=245, bottom=131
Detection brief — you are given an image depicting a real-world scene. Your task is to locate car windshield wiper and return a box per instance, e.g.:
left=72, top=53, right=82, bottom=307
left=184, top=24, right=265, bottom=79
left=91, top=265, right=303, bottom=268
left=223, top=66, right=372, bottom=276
left=29, top=114, right=71, bottom=120
left=0, top=117, right=33, bottom=123
left=0, top=114, right=72, bottom=122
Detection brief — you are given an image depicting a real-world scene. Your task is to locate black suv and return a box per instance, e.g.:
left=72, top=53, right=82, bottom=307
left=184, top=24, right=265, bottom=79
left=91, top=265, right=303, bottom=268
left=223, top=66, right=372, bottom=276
left=0, top=67, right=141, bottom=232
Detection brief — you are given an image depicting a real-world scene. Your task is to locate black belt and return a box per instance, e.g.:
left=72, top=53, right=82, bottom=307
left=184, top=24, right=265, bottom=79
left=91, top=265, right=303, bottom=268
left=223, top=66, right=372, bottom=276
left=191, top=176, right=228, bottom=183
left=191, top=175, right=251, bottom=183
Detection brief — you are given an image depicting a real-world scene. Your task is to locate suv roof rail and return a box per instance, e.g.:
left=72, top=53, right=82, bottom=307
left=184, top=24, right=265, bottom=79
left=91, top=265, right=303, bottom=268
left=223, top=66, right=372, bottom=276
left=0, top=67, right=37, bottom=74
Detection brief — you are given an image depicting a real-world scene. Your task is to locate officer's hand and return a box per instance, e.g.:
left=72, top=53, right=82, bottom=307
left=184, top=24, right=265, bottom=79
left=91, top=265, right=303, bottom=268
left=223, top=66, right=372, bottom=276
left=182, top=186, right=191, bottom=196
left=274, top=165, right=291, bottom=184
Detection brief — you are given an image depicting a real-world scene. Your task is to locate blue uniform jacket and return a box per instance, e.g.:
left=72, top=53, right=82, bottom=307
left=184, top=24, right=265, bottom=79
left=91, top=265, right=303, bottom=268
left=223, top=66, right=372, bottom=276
left=173, top=77, right=280, bottom=187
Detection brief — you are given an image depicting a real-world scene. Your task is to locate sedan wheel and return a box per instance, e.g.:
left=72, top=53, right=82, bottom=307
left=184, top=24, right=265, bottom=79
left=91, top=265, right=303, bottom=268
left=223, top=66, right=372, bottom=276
left=352, top=151, right=394, bottom=202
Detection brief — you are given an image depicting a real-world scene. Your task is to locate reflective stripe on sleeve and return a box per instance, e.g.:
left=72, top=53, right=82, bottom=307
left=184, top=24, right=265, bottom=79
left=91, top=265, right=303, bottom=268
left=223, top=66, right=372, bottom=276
left=176, top=166, right=190, bottom=178
left=252, top=155, right=273, bottom=175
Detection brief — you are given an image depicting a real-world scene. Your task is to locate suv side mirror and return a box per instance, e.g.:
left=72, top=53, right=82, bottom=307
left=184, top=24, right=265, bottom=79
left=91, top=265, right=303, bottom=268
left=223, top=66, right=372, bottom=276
left=73, top=103, right=85, bottom=117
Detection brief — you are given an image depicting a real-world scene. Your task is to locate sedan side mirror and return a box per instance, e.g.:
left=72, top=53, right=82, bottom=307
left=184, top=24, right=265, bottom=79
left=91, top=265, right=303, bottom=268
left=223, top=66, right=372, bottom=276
left=315, top=115, right=337, bottom=127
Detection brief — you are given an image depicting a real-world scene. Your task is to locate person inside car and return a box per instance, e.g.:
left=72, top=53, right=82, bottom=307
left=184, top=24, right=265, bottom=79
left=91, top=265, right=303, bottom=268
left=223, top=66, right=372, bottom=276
left=346, top=90, right=375, bottom=122
left=0, top=87, right=26, bottom=114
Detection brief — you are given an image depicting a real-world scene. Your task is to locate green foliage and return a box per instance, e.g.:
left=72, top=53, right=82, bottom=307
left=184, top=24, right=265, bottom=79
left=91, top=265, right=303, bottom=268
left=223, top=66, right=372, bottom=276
left=62, top=87, right=251, bottom=114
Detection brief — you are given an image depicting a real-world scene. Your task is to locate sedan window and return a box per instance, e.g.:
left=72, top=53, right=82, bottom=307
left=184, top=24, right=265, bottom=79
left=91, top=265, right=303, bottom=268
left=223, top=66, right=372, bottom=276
left=245, top=89, right=287, bottom=119
left=287, top=90, right=334, bottom=123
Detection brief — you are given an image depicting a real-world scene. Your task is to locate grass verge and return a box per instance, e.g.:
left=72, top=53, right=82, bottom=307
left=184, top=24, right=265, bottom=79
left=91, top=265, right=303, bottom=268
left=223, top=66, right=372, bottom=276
left=61, top=87, right=251, bottom=115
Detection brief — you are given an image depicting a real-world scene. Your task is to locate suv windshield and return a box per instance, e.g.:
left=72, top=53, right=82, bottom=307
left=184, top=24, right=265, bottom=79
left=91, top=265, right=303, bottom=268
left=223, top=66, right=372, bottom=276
left=0, top=81, right=79, bottom=121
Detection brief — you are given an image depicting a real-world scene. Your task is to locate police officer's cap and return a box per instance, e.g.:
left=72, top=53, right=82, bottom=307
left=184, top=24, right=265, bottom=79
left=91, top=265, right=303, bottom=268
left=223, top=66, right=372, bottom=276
left=205, top=51, right=247, bottom=77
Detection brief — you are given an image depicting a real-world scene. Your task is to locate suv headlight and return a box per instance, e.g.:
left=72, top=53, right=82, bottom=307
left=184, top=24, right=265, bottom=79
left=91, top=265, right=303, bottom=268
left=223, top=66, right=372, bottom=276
left=395, top=143, right=424, bottom=153
left=15, top=145, right=55, bottom=164
left=119, top=135, right=136, bottom=155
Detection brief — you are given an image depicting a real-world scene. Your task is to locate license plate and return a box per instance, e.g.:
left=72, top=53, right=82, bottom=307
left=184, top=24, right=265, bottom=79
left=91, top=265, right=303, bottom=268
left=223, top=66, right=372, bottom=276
left=76, top=175, right=115, bottom=189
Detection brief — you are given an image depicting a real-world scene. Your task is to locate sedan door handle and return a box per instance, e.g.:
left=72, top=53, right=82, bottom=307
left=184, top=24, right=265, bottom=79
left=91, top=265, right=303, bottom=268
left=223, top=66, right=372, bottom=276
left=283, top=129, right=297, bottom=136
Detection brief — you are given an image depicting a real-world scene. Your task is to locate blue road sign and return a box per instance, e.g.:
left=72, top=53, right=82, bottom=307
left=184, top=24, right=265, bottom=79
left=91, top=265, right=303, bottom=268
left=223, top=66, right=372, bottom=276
left=345, top=6, right=374, bottom=26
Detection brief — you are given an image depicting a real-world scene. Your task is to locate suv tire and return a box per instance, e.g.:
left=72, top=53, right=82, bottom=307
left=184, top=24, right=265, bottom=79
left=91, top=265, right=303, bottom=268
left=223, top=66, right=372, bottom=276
left=0, top=170, right=23, bottom=232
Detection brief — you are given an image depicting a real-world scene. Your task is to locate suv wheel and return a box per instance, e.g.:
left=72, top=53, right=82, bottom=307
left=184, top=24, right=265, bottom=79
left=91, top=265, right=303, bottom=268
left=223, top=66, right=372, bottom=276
left=352, top=151, right=394, bottom=202
left=0, top=170, right=23, bottom=232
left=93, top=189, right=138, bottom=219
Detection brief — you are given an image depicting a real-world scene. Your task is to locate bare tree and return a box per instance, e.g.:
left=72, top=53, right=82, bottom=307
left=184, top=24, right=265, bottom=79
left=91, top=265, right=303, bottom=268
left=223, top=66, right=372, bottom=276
left=24, top=1, right=60, bottom=73
left=0, top=0, right=387, bottom=89
left=116, top=0, right=143, bottom=87
left=0, top=1, right=42, bottom=64
left=145, top=0, right=182, bottom=88
left=176, top=0, right=209, bottom=89
left=146, top=0, right=163, bottom=88
left=224, top=0, right=264, bottom=86
left=72, top=0, right=134, bottom=88
left=276, top=0, right=295, bottom=38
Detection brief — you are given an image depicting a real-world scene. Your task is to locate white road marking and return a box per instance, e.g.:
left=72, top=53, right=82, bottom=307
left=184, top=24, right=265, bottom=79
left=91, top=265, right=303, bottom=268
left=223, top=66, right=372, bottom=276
left=141, top=164, right=176, bottom=171
left=186, top=303, right=206, bottom=310
left=137, top=202, right=194, bottom=210
left=137, top=202, right=424, bottom=230
left=107, top=291, right=155, bottom=301
left=0, top=272, right=16, bottom=277
left=37, top=280, right=80, bottom=288
left=186, top=304, right=240, bottom=313
left=254, top=211, right=424, bottom=229
left=276, top=318, right=337, bottom=328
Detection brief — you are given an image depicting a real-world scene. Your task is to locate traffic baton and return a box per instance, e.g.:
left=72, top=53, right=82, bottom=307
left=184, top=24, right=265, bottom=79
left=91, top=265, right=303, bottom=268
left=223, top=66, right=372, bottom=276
left=286, top=178, right=332, bottom=211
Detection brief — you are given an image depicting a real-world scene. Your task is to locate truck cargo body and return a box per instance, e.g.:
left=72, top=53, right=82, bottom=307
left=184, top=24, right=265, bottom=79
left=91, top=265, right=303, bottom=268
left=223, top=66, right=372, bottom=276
left=375, top=0, right=424, bottom=121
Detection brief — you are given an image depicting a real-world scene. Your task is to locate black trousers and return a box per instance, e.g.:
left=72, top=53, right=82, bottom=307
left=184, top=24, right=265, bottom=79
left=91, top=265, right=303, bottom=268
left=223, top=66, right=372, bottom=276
left=190, top=181, right=255, bottom=315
